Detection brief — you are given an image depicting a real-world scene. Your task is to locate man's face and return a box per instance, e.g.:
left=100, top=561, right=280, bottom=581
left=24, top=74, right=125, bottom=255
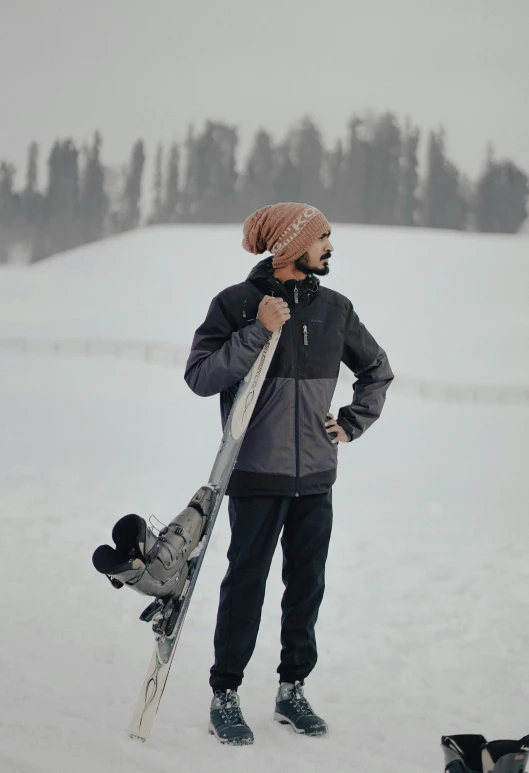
left=294, top=232, right=333, bottom=276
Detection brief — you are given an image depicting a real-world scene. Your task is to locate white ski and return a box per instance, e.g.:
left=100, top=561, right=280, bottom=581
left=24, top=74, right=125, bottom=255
left=128, top=328, right=281, bottom=741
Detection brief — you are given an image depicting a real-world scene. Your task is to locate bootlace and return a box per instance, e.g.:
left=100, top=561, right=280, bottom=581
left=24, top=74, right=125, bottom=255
left=217, top=691, right=245, bottom=726
left=290, top=682, right=313, bottom=715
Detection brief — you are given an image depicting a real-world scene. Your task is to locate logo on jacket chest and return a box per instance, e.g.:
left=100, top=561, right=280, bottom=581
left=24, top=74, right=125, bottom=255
left=242, top=299, right=257, bottom=324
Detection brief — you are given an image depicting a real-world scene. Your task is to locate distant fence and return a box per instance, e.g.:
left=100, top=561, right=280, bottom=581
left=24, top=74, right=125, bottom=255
left=0, top=338, right=187, bottom=366
left=1, top=338, right=528, bottom=406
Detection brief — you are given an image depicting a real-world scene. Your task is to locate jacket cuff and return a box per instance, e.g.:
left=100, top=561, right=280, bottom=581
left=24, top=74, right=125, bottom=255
left=337, top=420, right=353, bottom=442
left=252, top=318, right=272, bottom=339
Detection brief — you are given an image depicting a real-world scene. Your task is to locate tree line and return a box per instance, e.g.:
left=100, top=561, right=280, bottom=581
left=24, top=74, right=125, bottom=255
left=0, top=113, right=527, bottom=262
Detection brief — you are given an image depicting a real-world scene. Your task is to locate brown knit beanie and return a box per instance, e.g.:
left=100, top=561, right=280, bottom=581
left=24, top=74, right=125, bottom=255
left=242, top=203, right=331, bottom=269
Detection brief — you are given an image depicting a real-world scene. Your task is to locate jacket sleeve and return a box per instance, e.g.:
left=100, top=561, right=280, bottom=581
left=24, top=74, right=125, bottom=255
left=337, top=302, right=394, bottom=442
left=184, top=292, right=271, bottom=397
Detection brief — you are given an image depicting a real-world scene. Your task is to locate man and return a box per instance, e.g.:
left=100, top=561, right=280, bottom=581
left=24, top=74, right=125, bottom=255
left=184, top=202, right=393, bottom=745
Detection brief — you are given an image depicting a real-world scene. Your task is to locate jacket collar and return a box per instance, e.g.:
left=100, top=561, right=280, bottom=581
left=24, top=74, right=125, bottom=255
left=246, top=257, right=319, bottom=304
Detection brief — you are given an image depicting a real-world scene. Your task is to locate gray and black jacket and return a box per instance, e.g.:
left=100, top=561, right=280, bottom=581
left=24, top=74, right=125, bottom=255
left=185, top=258, right=393, bottom=497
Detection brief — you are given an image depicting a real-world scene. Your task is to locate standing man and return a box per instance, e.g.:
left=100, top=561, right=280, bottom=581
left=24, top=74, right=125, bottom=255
left=184, top=203, right=393, bottom=745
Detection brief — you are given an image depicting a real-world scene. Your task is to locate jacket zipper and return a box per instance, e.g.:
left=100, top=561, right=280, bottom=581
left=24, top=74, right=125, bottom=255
left=303, top=324, right=308, bottom=346
left=292, top=283, right=300, bottom=496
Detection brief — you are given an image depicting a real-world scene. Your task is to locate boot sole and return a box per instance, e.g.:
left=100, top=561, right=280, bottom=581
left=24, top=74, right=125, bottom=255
left=208, top=722, right=254, bottom=746
left=273, top=712, right=328, bottom=736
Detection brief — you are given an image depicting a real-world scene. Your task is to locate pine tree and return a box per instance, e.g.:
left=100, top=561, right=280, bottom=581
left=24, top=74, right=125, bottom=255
left=0, top=162, right=18, bottom=262
left=25, top=142, right=38, bottom=196
left=291, top=117, right=327, bottom=211
left=20, top=142, right=46, bottom=261
left=161, top=143, right=180, bottom=223
left=181, top=125, right=197, bottom=222
left=341, top=118, right=368, bottom=223
left=105, top=164, right=127, bottom=235
left=120, top=140, right=145, bottom=231
left=183, top=122, right=238, bottom=222
left=273, top=138, right=301, bottom=203
left=149, top=142, right=164, bottom=224
left=239, top=129, right=275, bottom=216
left=182, top=124, right=213, bottom=221
left=44, top=139, right=81, bottom=255
left=476, top=151, right=528, bottom=233
left=79, top=131, right=108, bottom=243
left=205, top=122, right=239, bottom=222
left=364, top=113, right=401, bottom=225
left=422, top=129, right=467, bottom=230
left=396, top=121, right=420, bottom=226
left=325, top=140, right=346, bottom=222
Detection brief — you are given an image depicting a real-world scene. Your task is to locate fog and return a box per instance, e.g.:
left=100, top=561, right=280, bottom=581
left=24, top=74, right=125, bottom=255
left=1, top=0, right=528, bottom=179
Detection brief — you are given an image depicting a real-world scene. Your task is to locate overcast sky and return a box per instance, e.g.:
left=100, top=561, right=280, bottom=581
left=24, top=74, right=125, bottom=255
left=1, top=0, right=528, bottom=185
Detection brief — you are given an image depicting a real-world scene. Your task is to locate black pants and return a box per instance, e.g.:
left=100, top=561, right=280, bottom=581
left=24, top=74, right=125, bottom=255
left=209, top=491, right=333, bottom=692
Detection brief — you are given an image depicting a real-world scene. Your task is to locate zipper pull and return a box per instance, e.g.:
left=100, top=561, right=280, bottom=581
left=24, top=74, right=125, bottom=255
left=303, top=324, right=308, bottom=346
left=294, top=285, right=299, bottom=304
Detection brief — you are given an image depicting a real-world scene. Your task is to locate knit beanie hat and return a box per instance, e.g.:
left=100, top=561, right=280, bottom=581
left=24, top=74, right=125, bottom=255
left=242, top=203, right=331, bottom=269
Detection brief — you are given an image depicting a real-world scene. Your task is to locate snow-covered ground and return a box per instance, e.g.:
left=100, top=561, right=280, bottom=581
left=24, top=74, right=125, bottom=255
left=1, top=225, right=528, bottom=773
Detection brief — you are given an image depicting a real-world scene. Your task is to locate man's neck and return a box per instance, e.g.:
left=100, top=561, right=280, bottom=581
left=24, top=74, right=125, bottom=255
left=273, top=265, right=307, bottom=283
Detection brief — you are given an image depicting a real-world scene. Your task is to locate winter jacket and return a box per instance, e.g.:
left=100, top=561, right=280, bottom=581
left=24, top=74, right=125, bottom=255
left=184, top=258, right=393, bottom=497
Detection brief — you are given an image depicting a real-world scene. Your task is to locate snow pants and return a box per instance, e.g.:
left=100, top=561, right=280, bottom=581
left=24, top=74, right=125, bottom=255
left=209, top=491, right=333, bottom=692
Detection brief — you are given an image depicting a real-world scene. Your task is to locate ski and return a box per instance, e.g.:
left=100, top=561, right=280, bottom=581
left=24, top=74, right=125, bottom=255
left=127, top=328, right=281, bottom=741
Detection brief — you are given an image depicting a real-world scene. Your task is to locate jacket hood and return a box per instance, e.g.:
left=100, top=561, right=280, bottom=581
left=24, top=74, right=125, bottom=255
left=246, top=257, right=320, bottom=302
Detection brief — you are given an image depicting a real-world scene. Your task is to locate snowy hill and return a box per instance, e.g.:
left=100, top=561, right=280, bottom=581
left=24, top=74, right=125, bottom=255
left=1, top=225, right=528, bottom=773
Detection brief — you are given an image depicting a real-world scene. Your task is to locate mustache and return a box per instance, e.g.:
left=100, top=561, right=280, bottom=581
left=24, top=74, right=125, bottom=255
left=321, top=251, right=332, bottom=261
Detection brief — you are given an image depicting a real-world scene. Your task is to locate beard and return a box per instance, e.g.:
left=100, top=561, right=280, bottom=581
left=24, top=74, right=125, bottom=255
left=295, top=251, right=331, bottom=276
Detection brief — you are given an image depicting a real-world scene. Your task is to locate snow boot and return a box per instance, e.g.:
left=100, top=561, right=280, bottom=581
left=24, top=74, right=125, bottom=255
left=208, top=689, right=254, bottom=746
left=274, top=681, right=328, bottom=736
left=442, top=734, right=529, bottom=773
left=92, top=486, right=212, bottom=599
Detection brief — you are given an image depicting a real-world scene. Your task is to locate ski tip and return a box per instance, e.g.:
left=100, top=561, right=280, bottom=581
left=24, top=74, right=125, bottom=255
left=128, top=732, right=147, bottom=743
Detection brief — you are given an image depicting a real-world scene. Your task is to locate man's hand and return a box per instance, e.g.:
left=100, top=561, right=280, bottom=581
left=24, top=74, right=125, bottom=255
left=258, top=295, right=291, bottom=332
left=325, top=413, right=350, bottom=445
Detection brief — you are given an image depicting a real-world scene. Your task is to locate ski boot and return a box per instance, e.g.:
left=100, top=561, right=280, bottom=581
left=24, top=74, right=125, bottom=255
left=442, top=734, right=529, bottom=772
left=208, top=690, right=254, bottom=746
left=274, top=681, right=328, bottom=736
left=92, top=486, right=213, bottom=599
